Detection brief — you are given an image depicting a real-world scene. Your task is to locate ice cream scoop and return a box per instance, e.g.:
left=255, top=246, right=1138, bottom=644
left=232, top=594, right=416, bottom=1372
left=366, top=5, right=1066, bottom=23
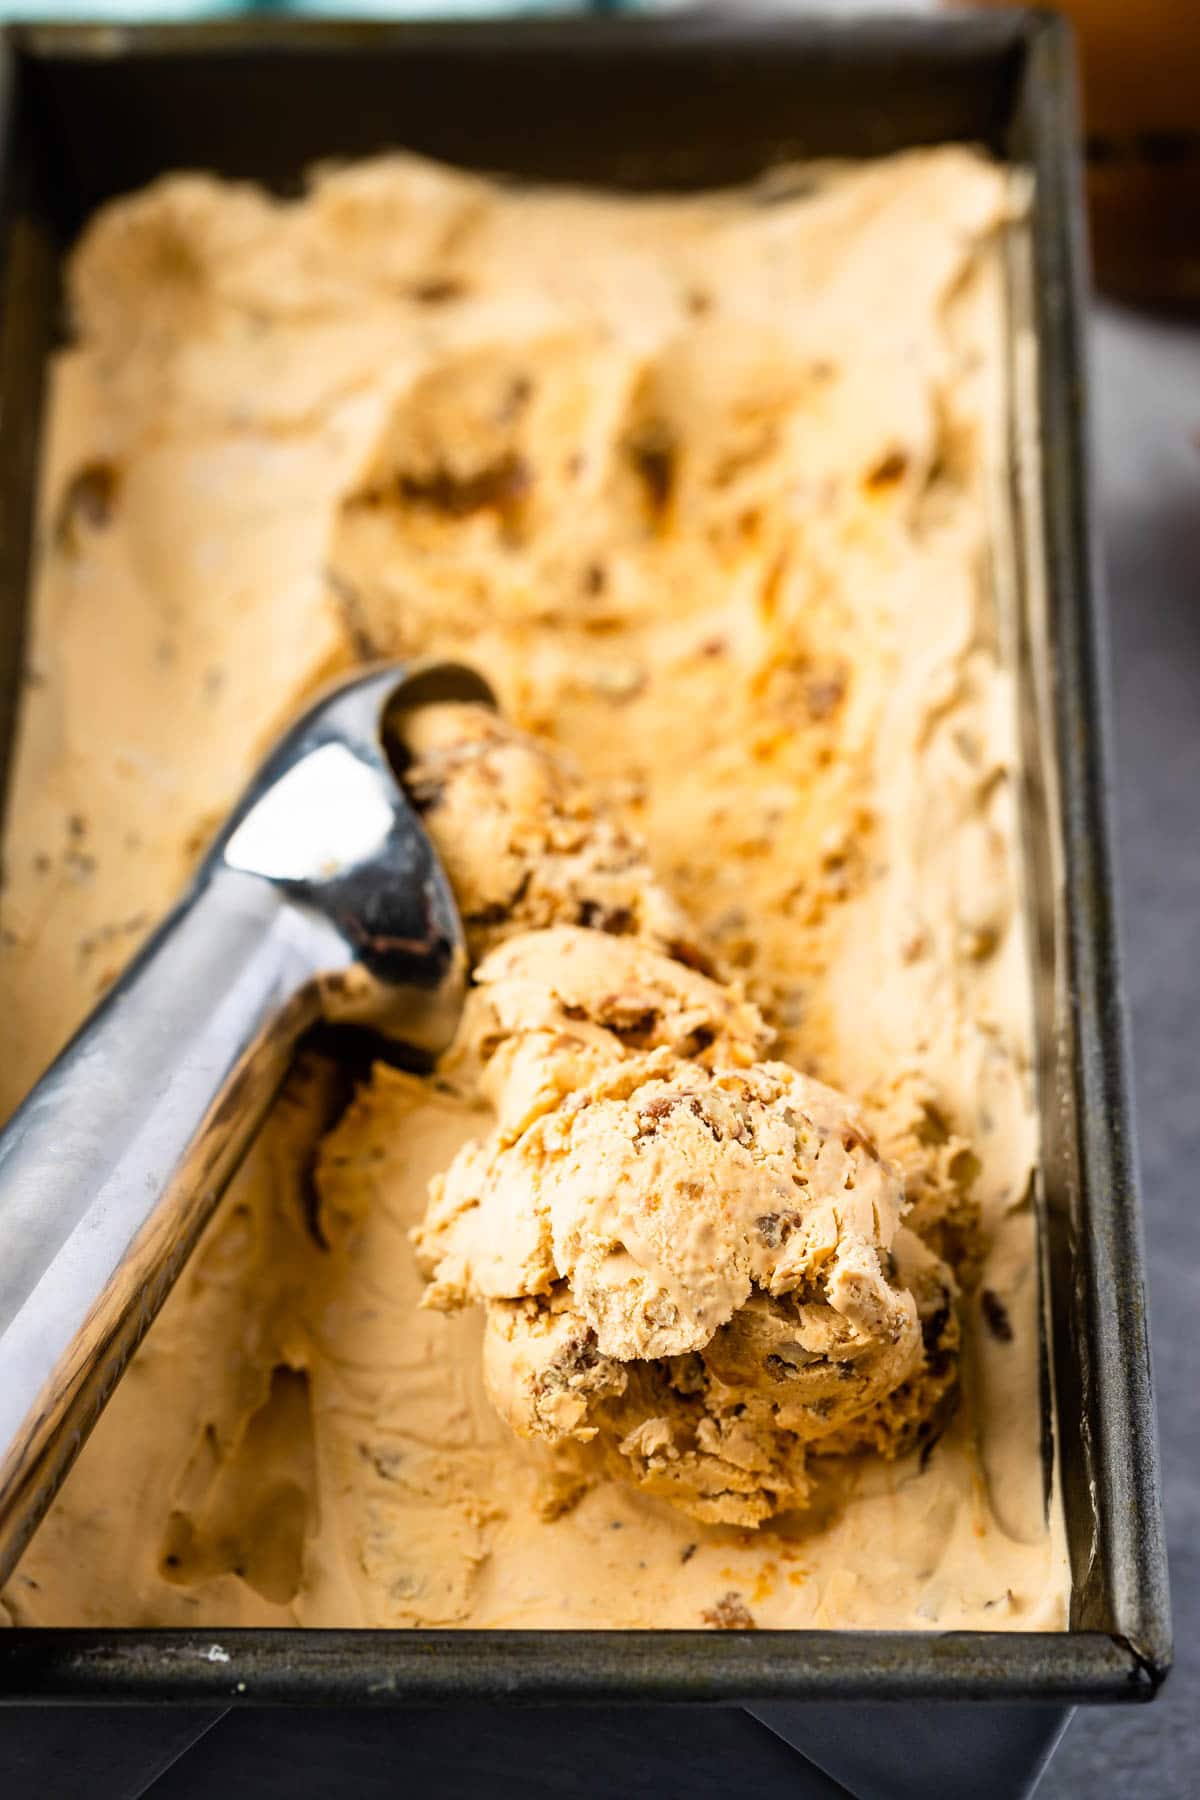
left=415, top=928, right=953, bottom=1528
left=0, top=660, right=491, bottom=1586
left=402, top=703, right=962, bottom=1530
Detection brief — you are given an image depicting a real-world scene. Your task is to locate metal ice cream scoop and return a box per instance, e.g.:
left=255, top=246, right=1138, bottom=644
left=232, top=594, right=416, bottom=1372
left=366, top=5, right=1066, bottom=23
left=0, top=659, right=493, bottom=1587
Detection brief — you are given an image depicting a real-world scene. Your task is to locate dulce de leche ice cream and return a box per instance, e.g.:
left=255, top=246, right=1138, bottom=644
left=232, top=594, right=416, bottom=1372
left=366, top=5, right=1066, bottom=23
left=0, top=146, right=1068, bottom=1629
left=405, top=706, right=956, bottom=1529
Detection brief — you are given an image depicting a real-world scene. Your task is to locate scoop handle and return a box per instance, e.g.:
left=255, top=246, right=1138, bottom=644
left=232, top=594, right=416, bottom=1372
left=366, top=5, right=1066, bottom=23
left=0, top=865, right=328, bottom=1588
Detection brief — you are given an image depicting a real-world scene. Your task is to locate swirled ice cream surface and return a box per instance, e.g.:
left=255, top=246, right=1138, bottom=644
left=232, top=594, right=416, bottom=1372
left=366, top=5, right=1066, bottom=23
left=0, top=147, right=1068, bottom=1630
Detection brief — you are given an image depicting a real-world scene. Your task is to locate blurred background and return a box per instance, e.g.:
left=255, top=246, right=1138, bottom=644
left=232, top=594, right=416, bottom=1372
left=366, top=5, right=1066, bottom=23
left=1, top=0, right=1196, bottom=304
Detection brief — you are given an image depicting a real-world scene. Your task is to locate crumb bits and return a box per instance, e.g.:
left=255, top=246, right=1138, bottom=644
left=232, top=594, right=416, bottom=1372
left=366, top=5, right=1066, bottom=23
left=702, top=1591, right=757, bottom=1630
left=980, top=1289, right=1015, bottom=1343
left=54, top=460, right=121, bottom=553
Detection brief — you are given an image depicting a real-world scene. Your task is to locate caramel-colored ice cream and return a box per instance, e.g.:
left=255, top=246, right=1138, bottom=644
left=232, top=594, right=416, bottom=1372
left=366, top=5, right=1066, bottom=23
left=0, top=147, right=1068, bottom=1630
left=418, top=942, right=925, bottom=1524
left=401, top=716, right=952, bottom=1532
left=402, top=699, right=704, bottom=967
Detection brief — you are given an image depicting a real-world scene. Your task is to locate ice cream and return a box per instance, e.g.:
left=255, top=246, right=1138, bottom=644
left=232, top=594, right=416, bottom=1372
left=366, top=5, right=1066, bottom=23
left=428, top=955, right=925, bottom=1523
left=410, top=920, right=935, bottom=1529
left=400, top=703, right=962, bottom=1528
left=0, top=146, right=1067, bottom=1630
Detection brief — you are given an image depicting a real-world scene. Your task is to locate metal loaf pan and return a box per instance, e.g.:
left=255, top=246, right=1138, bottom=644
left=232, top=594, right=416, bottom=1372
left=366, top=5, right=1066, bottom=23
left=0, top=7, right=1170, bottom=1707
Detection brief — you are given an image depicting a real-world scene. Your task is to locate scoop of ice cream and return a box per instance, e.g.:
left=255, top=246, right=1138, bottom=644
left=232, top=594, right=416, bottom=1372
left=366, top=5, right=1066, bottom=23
left=406, top=709, right=961, bottom=1527
left=401, top=703, right=707, bottom=968
left=464, top=926, right=765, bottom=1065
left=476, top=1223, right=958, bottom=1528
left=452, top=925, right=769, bottom=1141
left=415, top=991, right=943, bottom=1523
left=478, top=1226, right=946, bottom=1530
left=424, top=1050, right=913, bottom=1354
left=482, top=1289, right=814, bottom=1527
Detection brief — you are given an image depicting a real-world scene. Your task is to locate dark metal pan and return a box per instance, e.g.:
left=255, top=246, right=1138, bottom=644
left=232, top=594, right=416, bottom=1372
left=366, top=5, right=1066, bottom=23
left=0, top=7, right=1169, bottom=1707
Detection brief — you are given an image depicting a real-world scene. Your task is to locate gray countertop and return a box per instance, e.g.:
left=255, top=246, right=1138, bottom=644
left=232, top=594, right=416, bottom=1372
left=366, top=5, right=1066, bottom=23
left=1040, top=302, right=1199, bottom=1797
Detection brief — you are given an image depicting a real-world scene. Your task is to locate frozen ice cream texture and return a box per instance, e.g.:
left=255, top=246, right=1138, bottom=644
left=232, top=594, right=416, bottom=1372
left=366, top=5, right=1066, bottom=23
left=407, top=705, right=959, bottom=1526
left=0, top=145, right=1067, bottom=1630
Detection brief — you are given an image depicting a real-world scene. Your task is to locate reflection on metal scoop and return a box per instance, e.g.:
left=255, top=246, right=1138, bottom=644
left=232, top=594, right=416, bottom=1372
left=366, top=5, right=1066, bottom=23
left=0, top=659, right=493, bottom=1586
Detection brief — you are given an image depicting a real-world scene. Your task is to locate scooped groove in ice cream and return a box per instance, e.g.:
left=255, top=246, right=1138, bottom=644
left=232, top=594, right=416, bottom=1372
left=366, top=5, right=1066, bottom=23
left=407, top=707, right=959, bottom=1526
